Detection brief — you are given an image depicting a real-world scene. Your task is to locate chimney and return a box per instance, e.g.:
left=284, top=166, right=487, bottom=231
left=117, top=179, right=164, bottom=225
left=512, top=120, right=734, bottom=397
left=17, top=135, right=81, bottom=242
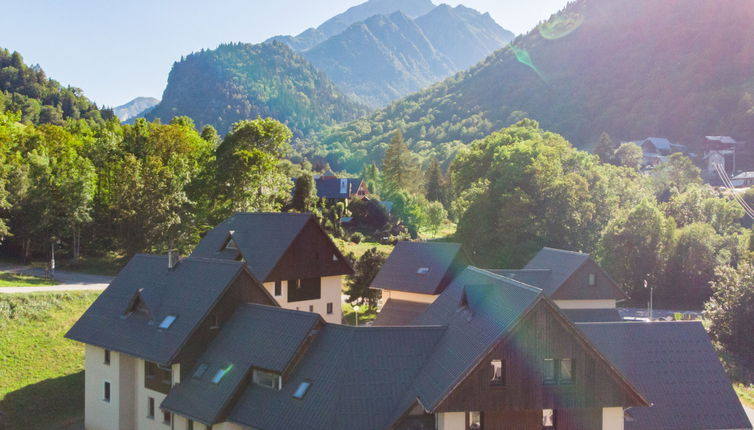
left=168, top=250, right=180, bottom=270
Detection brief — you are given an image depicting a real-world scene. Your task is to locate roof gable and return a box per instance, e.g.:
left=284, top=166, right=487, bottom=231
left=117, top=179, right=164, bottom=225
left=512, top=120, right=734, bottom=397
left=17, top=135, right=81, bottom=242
left=315, top=177, right=366, bottom=199
left=66, top=255, right=248, bottom=365
left=370, top=241, right=466, bottom=295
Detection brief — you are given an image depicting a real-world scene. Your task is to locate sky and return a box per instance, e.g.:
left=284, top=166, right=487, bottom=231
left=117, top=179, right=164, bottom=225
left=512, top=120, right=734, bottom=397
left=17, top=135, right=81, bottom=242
left=0, top=0, right=569, bottom=108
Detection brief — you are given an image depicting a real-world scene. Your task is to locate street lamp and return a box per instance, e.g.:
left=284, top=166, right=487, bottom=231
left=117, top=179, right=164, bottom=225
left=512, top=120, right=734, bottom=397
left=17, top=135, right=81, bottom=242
left=353, top=305, right=359, bottom=327
left=50, top=238, right=61, bottom=280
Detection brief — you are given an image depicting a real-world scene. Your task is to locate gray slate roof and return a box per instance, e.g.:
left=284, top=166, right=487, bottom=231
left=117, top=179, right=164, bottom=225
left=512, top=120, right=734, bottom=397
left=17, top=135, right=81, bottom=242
left=315, top=177, right=365, bottom=199
left=162, top=304, right=321, bottom=424
left=190, top=212, right=312, bottom=281
left=65, top=255, right=246, bottom=365
left=520, top=247, right=591, bottom=296
left=411, top=267, right=543, bottom=410
left=560, top=308, right=623, bottom=323
left=578, top=322, right=752, bottom=430
left=228, top=324, right=445, bottom=430
left=372, top=299, right=430, bottom=326
left=370, top=241, right=466, bottom=295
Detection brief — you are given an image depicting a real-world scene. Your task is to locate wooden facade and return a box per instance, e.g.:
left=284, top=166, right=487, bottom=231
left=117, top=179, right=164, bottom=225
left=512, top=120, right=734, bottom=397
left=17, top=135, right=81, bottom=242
left=550, top=259, right=627, bottom=302
left=435, top=300, right=644, bottom=429
left=266, top=219, right=353, bottom=282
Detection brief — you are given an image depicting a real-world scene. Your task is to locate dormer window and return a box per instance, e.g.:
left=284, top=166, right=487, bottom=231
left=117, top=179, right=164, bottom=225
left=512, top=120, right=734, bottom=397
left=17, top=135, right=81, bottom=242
left=417, top=267, right=430, bottom=275
left=292, top=381, right=311, bottom=399
left=252, top=368, right=282, bottom=390
left=159, top=315, right=177, bottom=329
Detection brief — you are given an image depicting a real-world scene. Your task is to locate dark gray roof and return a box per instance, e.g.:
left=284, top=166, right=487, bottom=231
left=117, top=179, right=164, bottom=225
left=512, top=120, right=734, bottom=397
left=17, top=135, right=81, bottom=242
left=190, top=213, right=312, bottom=281
left=66, top=255, right=246, bottom=365
left=578, top=322, right=752, bottom=430
left=372, top=299, right=430, bottom=326
left=162, top=304, right=321, bottom=424
left=488, top=269, right=552, bottom=290
left=228, top=324, right=445, bottom=430
left=521, top=247, right=591, bottom=296
left=370, top=241, right=466, bottom=295
left=560, top=308, right=623, bottom=323
left=315, top=177, right=365, bottom=199
left=410, top=267, right=543, bottom=410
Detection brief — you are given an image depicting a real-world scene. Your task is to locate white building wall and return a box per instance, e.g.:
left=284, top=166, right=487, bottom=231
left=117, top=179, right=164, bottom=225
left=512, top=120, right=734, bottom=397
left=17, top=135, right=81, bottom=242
left=263, top=275, right=342, bottom=323
left=602, top=407, right=624, bottom=430
left=554, top=299, right=616, bottom=309
left=118, top=352, right=136, bottom=430
left=436, top=412, right=465, bottom=430
left=384, top=290, right=439, bottom=304
left=84, top=345, right=120, bottom=430
left=134, top=358, right=171, bottom=430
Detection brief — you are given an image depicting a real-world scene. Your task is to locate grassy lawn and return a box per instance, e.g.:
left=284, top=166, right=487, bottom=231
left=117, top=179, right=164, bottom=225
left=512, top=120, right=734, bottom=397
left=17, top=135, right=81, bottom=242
left=333, top=238, right=394, bottom=260
left=0, top=292, right=98, bottom=429
left=0, top=272, right=58, bottom=287
left=56, top=253, right=126, bottom=276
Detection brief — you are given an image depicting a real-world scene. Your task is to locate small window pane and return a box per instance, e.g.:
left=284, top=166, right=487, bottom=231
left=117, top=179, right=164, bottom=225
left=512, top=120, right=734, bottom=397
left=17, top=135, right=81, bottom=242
left=163, top=411, right=171, bottom=424
left=148, top=397, right=155, bottom=418
left=327, top=302, right=333, bottom=314
left=193, top=363, right=208, bottom=379
left=543, top=358, right=556, bottom=383
left=560, top=358, right=573, bottom=383
left=274, top=280, right=282, bottom=296
left=588, top=273, right=596, bottom=286
left=293, top=381, right=311, bottom=399
left=253, top=369, right=281, bottom=390
left=159, top=315, right=177, bottom=329
left=469, top=411, right=482, bottom=429
left=104, top=381, right=111, bottom=402
left=543, top=409, right=556, bottom=428
left=490, top=359, right=504, bottom=386
left=104, top=349, right=111, bottom=365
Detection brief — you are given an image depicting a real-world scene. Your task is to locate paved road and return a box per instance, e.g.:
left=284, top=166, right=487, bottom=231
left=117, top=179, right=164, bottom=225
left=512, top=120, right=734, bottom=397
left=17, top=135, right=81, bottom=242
left=0, top=263, right=112, bottom=294
left=744, top=402, right=754, bottom=425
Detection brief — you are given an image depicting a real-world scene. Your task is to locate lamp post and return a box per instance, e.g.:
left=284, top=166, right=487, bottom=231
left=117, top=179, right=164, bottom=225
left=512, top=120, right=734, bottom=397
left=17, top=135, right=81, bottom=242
left=644, top=278, right=653, bottom=321
left=353, top=305, right=359, bottom=327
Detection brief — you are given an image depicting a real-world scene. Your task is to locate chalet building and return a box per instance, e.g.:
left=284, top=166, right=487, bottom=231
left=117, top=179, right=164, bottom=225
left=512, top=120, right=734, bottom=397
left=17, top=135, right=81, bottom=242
left=373, top=245, right=625, bottom=326
left=66, top=253, right=750, bottom=430
left=190, top=213, right=353, bottom=323
left=314, top=176, right=369, bottom=202
left=704, top=135, right=742, bottom=177
left=637, top=137, right=686, bottom=167
left=731, top=171, right=754, bottom=188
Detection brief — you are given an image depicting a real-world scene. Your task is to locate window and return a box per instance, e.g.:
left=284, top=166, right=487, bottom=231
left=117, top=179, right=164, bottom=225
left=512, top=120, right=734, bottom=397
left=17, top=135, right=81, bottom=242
left=163, top=410, right=171, bottom=424
left=193, top=363, right=208, bottom=379
left=543, top=358, right=573, bottom=384
left=309, top=305, right=314, bottom=312
left=417, top=267, right=430, bottom=275
left=252, top=369, right=282, bottom=390
left=188, top=420, right=194, bottom=430
left=274, top=280, right=282, bottom=296
left=490, top=359, right=505, bottom=386
left=148, top=397, right=155, bottom=418
left=332, top=254, right=338, bottom=262
left=588, top=273, right=596, bottom=286
left=542, top=409, right=556, bottom=429
left=212, top=364, right=234, bottom=384
left=209, top=313, right=220, bottom=330
left=327, top=302, right=333, bottom=314
left=288, top=278, right=321, bottom=302
left=468, top=411, right=482, bottom=429
left=104, top=349, right=111, bottom=365
left=145, top=361, right=172, bottom=394
left=103, top=381, right=111, bottom=402
left=293, top=381, right=311, bottom=399
left=159, top=315, right=177, bottom=329
left=560, top=358, right=573, bottom=383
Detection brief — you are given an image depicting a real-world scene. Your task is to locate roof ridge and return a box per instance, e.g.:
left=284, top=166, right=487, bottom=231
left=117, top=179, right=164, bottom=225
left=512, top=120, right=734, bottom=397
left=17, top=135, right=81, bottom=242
left=242, top=303, right=320, bottom=318
left=541, top=247, right=591, bottom=257
left=467, top=266, right=543, bottom=294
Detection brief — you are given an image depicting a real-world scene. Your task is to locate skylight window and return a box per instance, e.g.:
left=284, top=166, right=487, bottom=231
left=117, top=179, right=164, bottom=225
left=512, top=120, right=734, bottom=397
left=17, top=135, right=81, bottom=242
left=292, top=381, right=311, bottom=399
left=211, top=364, right=234, bottom=384
left=193, top=363, right=208, bottom=379
left=159, top=315, right=177, bottom=329
left=417, top=267, right=430, bottom=275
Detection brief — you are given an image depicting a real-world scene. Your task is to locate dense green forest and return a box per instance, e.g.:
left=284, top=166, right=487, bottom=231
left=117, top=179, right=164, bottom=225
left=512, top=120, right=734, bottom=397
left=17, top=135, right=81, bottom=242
left=313, top=0, right=754, bottom=172
left=146, top=42, right=367, bottom=136
left=0, top=49, right=112, bottom=125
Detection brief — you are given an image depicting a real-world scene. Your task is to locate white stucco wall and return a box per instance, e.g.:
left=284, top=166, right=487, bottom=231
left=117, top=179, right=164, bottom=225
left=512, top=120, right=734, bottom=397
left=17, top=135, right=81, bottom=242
left=436, top=412, right=466, bottom=430
left=134, top=358, right=171, bottom=430
left=384, top=290, right=439, bottom=304
left=602, top=407, right=625, bottom=430
left=263, top=275, right=342, bottom=323
left=84, top=345, right=120, bottom=430
left=554, top=299, right=617, bottom=309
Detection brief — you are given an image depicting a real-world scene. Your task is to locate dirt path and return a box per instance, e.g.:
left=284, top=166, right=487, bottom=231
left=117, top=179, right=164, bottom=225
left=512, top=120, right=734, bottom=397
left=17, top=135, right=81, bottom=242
left=0, top=264, right=112, bottom=294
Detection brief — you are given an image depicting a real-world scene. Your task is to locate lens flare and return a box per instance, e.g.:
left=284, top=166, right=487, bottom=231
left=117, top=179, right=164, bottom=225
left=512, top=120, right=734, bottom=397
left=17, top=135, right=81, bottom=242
left=539, top=12, right=584, bottom=40
left=511, top=46, right=547, bottom=83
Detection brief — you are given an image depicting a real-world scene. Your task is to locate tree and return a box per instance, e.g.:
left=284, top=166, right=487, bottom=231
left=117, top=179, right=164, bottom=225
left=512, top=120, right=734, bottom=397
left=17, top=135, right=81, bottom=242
left=598, top=199, right=674, bottom=303
left=290, top=173, right=318, bottom=213
left=426, top=201, right=448, bottom=236
left=613, top=142, right=643, bottom=170
left=663, top=223, right=723, bottom=307
left=390, top=191, right=428, bottom=239
left=200, top=125, right=220, bottom=146
left=215, top=118, right=293, bottom=219
left=382, top=129, right=421, bottom=195
left=345, top=248, right=388, bottom=308
left=594, top=132, right=617, bottom=163
left=425, top=156, right=445, bottom=203
left=651, top=153, right=702, bottom=200
left=706, top=264, right=754, bottom=362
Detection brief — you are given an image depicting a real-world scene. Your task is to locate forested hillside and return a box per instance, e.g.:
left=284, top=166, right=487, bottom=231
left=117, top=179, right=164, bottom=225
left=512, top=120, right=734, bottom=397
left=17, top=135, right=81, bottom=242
left=146, top=42, right=367, bottom=136
left=0, top=49, right=112, bottom=125
left=314, top=0, right=754, bottom=171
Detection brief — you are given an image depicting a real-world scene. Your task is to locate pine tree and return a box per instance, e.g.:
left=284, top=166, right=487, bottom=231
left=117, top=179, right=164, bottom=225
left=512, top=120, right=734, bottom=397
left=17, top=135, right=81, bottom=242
left=291, top=173, right=317, bottom=213
left=425, top=156, right=444, bottom=203
left=595, top=132, right=617, bottom=163
left=382, top=129, right=421, bottom=195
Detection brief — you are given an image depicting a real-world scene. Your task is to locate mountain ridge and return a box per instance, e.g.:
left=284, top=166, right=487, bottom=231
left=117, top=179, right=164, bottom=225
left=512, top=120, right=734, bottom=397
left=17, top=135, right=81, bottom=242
left=113, top=96, right=159, bottom=122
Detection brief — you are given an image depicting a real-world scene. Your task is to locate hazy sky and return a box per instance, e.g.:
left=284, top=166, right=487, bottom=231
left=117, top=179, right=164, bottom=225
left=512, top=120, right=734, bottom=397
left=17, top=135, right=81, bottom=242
left=0, top=0, right=569, bottom=107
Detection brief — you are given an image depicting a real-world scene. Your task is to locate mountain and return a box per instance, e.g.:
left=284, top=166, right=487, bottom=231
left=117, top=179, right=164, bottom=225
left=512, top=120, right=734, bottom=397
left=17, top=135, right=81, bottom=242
left=315, top=0, right=754, bottom=171
left=302, top=11, right=456, bottom=108
left=0, top=48, right=111, bottom=124
left=145, top=42, right=367, bottom=136
left=267, top=0, right=436, bottom=51
left=113, top=97, right=159, bottom=122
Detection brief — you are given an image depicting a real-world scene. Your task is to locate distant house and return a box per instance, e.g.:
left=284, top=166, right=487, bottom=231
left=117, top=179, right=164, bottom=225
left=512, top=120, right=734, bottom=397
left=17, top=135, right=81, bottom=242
left=637, top=137, right=686, bottom=166
left=704, top=135, right=743, bottom=177
left=731, top=171, right=754, bottom=188
left=314, top=175, right=369, bottom=202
